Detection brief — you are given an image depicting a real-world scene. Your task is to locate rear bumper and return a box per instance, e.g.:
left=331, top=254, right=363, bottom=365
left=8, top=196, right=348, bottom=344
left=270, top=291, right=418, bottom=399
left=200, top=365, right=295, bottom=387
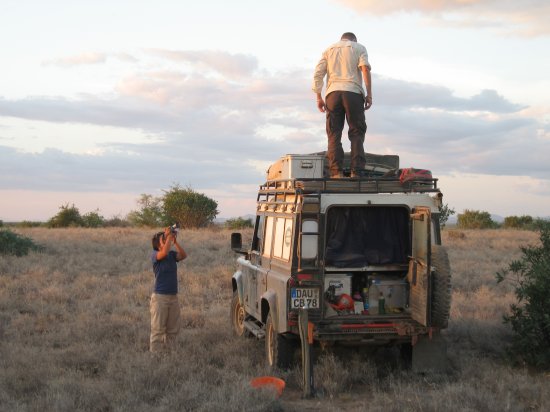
left=289, top=316, right=428, bottom=344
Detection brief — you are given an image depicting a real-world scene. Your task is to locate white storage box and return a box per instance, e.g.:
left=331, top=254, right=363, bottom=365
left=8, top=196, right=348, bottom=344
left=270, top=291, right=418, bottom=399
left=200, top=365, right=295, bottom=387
left=267, top=154, right=324, bottom=180
left=324, top=274, right=352, bottom=297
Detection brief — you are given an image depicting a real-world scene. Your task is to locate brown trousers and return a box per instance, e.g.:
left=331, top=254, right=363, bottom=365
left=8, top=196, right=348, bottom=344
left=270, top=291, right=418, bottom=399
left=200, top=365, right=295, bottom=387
left=150, top=293, right=181, bottom=352
left=325, top=91, right=367, bottom=174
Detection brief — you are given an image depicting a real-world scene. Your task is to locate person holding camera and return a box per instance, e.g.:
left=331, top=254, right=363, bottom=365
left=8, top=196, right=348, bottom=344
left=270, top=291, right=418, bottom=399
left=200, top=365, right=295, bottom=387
left=312, top=32, right=372, bottom=178
left=150, top=226, right=187, bottom=352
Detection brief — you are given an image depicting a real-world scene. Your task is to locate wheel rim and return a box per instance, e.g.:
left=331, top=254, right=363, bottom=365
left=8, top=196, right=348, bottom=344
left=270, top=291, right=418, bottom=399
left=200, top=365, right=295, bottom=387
left=234, top=302, right=245, bottom=335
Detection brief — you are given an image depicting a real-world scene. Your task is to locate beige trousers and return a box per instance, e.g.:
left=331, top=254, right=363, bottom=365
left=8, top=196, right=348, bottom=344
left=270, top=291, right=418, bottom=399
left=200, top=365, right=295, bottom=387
left=150, top=293, right=181, bottom=352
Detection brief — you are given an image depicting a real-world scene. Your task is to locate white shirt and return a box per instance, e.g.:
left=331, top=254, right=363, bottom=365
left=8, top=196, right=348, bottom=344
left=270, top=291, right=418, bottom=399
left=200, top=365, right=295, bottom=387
left=312, top=40, right=371, bottom=97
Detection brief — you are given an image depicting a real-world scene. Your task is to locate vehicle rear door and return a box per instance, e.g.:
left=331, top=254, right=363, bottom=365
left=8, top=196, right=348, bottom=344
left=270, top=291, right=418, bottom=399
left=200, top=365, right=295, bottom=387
left=408, top=207, right=431, bottom=326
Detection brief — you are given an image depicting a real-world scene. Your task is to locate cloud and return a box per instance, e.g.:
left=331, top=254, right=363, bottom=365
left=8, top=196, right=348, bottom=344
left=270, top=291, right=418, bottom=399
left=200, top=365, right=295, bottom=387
left=44, top=52, right=138, bottom=67
left=376, top=77, right=525, bottom=113
left=335, top=0, right=550, bottom=37
left=145, top=48, right=259, bottom=78
left=0, top=60, right=548, bottom=204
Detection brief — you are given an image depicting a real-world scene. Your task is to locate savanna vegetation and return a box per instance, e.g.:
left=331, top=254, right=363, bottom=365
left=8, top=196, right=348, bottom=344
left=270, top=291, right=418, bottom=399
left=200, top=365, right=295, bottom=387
left=0, top=227, right=549, bottom=411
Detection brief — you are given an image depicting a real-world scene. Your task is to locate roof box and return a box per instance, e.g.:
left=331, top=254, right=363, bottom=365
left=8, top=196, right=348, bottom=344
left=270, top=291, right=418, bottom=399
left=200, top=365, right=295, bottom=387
left=266, top=152, right=400, bottom=181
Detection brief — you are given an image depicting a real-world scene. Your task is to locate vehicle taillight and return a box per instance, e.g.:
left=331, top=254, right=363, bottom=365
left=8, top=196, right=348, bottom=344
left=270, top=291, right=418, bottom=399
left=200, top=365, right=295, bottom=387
left=288, top=277, right=297, bottom=288
left=297, top=273, right=313, bottom=281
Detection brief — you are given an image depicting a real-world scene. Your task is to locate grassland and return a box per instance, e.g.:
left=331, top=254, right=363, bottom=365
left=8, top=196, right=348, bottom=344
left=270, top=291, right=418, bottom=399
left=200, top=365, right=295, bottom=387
left=0, top=228, right=548, bottom=411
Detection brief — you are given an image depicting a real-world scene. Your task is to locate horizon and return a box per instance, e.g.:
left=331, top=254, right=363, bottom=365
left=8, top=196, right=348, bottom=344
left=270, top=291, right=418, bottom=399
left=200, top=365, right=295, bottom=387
left=1, top=1, right=549, bottom=221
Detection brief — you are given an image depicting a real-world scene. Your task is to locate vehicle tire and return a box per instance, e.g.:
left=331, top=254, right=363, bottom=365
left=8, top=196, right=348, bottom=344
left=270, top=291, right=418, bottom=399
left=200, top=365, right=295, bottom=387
left=230, top=290, right=247, bottom=337
left=431, top=245, right=452, bottom=329
left=265, top=313, right=296, bottom=370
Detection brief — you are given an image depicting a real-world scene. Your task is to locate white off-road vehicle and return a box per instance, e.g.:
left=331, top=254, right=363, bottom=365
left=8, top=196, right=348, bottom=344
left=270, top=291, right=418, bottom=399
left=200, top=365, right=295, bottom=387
left=230, top=153, right=451, bottom=370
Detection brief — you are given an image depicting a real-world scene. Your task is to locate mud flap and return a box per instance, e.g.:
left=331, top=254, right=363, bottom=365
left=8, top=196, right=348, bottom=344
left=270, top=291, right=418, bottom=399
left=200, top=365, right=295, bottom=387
left=298, top=309, right=314, bottom=398
left=412, top=332, right=451, bottom=373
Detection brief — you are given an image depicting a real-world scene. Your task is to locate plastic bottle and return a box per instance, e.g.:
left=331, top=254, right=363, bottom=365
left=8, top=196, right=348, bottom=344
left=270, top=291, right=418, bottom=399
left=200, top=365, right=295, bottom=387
left=378, top=292, right=385, bottom=315
left=362, top=287, right=369, bottom=311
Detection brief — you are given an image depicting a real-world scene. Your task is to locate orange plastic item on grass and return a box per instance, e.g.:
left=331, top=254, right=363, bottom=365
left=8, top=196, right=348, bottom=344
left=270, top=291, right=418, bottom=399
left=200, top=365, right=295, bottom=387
left=250, top=376, right=286, bottom=397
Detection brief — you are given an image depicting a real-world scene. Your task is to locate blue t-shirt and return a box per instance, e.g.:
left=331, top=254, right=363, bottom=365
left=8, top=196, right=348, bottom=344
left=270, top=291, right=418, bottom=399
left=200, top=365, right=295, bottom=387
left=151, top=250, right=178, bottom=294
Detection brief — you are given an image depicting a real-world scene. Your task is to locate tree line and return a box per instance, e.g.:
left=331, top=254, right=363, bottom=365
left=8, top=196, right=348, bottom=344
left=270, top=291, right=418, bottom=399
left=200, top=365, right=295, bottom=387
left=0, top=184, right=253, bottom=230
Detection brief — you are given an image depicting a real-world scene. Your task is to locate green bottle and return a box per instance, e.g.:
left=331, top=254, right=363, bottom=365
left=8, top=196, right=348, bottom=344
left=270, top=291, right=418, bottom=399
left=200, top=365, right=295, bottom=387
left=378, top=292, right=385, bottom=315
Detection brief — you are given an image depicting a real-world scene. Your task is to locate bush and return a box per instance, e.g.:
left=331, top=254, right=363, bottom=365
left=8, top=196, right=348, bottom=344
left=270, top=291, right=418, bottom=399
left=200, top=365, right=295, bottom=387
left=532, top=218, right=550, bottom=231
left=104, top=215, right=132, bottom=227
left=503, top=215, right=534, bottom=229
left=82, top=210, right=105, bottom=228
left=0, top=229, right=43, bottom=256
left=438, top=203, right=455, bottom=228
left=16, top=221, right=43, bottom=228
left=127, top=194, right=164, bottom=227
left=457, top=209, right=497, bottom=229
left=225, top=217, right=254, bottom=230
left=47, top=204, right=84, bottom=228
left=162, top=185, right=218, bottom=229
left=496, top=226, right=550, bottom=370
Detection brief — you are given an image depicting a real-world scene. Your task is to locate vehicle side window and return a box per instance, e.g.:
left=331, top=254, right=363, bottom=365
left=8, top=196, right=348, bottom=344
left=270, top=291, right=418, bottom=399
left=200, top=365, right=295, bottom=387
left=272, top=217, right=293, bottom=261
left=252, top=215, right=265, bottom=252
left=262, top=216, right=274, bottom=258
left=301, top=220, right=318, bottom=259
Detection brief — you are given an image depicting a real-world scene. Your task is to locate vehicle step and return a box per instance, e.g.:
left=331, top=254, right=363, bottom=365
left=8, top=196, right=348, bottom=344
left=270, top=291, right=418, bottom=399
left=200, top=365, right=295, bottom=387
left=244, top=320, right=265, bottom=339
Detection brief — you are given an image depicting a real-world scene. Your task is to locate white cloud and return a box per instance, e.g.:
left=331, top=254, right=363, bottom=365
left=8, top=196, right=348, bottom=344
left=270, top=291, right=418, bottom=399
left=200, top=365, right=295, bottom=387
left=335, top=0, right=550, bottom=37
left=145, top=48, right=259, bottom=79
left=44, top=52, right=138, bottom=67
left=0, top=51, right=548, bottom=220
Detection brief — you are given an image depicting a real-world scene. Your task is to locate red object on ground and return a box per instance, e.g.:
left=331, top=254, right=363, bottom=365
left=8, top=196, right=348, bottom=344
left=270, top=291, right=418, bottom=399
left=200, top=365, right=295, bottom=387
left=250, top=376, right=286, bottom=397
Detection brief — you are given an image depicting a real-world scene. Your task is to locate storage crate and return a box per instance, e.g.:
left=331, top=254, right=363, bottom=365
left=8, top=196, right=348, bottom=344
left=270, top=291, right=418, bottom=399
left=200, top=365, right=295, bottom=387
left=324, top=274, right=352, bottom=297
left=267, top=154, right=324, bottom=180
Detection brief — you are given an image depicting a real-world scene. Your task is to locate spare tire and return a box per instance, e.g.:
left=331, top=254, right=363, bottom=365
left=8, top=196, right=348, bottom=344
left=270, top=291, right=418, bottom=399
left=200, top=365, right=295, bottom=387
left=431, top=245, right=452, bottom=329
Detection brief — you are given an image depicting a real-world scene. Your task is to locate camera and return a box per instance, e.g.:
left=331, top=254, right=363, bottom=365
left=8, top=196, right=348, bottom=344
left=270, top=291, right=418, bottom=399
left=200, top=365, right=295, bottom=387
left=170, top=223, right=180, bottom=235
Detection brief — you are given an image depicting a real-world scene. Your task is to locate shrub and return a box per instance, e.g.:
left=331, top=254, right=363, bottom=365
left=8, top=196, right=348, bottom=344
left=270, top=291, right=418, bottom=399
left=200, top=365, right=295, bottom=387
left=0, top=229, right=43, bottom=256
left=503, top=215, right=534, bottom=229
left=162, top=184, right=218, bottom=229
left=104, top=215, right=132, bottom=227
left=457, top=209, right=497, bottom=229
left=16, top=221, right=43, bottom=228
left=127, top=194, right=164, bottom=227
left=438, top=203, right=455, bottom=228
left=532, top=218, right=550, bottom=231
left=82, top=210, right=105, bottom=228
left=225, top=217, right=254, bottom=230
left=496, top=226, right=550, bottom=370
left=47, top=204, right=83, bottom=228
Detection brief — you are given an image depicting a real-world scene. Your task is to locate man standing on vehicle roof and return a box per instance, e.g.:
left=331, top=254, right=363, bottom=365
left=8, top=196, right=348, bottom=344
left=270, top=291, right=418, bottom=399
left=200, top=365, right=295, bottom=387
left=312, top=32, right=372, bottom=178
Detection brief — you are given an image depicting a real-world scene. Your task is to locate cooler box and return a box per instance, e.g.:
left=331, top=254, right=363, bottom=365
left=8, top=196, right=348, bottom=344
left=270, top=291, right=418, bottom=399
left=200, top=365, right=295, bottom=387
left=267, top=154, right=324, bottom=180
left=368, top=277, right=408, bottom=312
left=324, top=274, right=352, bottom=297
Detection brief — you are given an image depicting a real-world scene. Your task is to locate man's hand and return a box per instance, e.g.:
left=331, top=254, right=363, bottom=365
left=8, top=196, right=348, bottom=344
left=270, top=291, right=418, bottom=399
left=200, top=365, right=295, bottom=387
left=364, top=95, right=372, bottom=110
left=317, top=97, right=326, bottom=113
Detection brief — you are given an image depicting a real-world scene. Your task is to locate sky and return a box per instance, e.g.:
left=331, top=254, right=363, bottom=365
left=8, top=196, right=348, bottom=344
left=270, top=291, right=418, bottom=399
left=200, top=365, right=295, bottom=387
left=0, top=0, right=549, bottom=222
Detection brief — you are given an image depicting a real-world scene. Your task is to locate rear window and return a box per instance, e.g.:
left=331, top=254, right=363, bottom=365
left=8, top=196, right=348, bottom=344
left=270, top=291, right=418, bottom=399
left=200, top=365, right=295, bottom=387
left=325, top=206, right=410, bottom=268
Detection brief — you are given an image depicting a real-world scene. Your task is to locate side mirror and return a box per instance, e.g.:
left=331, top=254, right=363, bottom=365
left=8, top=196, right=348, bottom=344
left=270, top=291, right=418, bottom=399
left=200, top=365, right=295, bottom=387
left=231, top=232, right=248, bottom=256
left=231, top=232, right=242, bottom=251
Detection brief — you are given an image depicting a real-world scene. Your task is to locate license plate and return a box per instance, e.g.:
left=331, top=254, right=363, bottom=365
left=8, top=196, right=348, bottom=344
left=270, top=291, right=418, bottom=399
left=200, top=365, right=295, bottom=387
left=290, top=288, right=320, bottom=309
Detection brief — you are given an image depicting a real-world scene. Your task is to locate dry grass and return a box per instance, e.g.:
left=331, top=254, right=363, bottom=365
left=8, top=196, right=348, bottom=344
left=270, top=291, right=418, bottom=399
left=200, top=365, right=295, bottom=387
left=0, top=227, right=548, bottom=411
